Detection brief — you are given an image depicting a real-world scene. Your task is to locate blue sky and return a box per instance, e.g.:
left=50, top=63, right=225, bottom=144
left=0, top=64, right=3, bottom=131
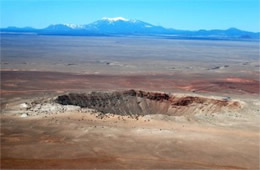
left=1, top=0, right=259, bottom=32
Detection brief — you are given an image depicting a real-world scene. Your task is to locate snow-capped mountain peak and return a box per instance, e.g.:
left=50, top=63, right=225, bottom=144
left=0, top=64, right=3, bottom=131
left=82, top=17, right=166, bottom=34
left=64, top=24, right=84, bottom=29
left=102, top=17, right=129, bottom=22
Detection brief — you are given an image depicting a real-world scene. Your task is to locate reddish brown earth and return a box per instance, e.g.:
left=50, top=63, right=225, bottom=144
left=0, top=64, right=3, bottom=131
left=1, top=70, right=259, bottom=100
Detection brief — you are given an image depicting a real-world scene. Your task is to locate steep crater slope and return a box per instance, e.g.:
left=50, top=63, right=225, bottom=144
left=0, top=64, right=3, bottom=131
left=55, top=90, right=241, bottom=116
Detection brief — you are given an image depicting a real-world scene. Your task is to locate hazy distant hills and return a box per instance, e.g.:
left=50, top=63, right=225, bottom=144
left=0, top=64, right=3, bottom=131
left=1, top=17, right=259, bottom=40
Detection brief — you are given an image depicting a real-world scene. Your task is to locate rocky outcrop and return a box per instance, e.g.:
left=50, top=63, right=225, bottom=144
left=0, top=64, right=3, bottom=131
left=55, top=90, right=241, bottom=116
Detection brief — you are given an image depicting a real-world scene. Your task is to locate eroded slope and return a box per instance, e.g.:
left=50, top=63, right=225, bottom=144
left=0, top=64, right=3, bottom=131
left=55, top=90, right=241, bottom=116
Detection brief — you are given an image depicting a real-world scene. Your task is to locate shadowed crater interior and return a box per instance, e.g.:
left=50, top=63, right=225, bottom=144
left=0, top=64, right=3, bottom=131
left=55, top=90, right=241, bottom=116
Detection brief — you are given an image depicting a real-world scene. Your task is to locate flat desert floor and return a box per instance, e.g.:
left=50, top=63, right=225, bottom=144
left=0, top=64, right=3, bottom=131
left=0, top=35, right=259, bottom=169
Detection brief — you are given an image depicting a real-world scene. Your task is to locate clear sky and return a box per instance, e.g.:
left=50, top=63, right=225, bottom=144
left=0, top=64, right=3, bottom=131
left=1, top=0, right=259, bottom=32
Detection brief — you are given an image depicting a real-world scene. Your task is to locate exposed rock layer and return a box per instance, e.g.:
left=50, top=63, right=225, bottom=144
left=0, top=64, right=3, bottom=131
left=55, top=90, right=241, bottom=116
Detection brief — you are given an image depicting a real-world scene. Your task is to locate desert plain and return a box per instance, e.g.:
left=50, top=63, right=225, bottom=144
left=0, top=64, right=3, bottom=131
left=0, top=34, right=259, bottom=169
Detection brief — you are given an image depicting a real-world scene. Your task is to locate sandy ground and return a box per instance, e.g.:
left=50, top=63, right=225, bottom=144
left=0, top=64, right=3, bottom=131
left=1, top=70, right=259, bottom=169
left=1, top=36, right=259, bottom=169
left=1, top=106, right=260, bottom=169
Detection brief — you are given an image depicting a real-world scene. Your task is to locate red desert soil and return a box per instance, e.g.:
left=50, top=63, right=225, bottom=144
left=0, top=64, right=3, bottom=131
left=1, top=70, right=259, bottom=99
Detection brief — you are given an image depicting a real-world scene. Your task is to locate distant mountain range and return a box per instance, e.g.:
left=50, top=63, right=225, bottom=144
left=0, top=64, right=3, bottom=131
left=1, top=17, right=259, bottom=40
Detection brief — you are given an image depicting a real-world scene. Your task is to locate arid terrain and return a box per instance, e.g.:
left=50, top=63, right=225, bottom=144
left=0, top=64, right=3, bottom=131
left=0, top=35, right=259, bottom=169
